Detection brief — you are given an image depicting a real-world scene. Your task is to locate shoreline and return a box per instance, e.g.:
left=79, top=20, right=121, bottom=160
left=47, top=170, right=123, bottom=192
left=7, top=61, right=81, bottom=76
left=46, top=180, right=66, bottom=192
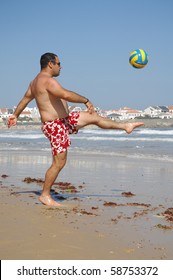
left=0, top=151, right=173, bottom=260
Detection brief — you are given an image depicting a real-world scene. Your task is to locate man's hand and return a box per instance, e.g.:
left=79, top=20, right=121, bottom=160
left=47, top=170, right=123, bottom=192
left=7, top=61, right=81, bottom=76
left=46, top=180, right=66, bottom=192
left=85, top=100, right=95, bottom=114
left=7, top=115, right=17, bottom=128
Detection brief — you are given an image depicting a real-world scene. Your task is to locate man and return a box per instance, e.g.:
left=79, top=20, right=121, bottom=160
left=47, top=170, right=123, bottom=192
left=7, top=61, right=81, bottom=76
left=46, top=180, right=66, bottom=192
left=8, top=52, right=144, bottom=207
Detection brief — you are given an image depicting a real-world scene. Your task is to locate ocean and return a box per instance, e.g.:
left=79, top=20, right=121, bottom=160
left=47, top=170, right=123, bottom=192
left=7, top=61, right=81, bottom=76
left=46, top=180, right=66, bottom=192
left=0, top=126, right=173, bottom=162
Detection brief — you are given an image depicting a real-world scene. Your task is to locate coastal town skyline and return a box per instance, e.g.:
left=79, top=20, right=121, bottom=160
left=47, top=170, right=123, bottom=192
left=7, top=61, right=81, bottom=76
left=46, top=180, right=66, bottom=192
left=1, top=104, right=173, bottom=123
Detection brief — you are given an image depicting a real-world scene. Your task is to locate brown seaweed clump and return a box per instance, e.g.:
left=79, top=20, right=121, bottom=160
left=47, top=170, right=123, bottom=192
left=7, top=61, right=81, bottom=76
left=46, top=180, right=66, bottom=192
left=126, top=202, right=151, bottom=207
left=22, top=178, right=81, bottom=193
left=103, top=201, right=150, bottom=208
left=1, top=174, right=9, bottom=178
left=104, top=202, right=118, bottom=207
left=121, top=191, right=135, bottom=197
left=23, top=177, right=44, bottom=184
left=155, top=224, right=172, bottom=230
left=163, top=208, right=173, bottom=222
left=56, top=182, right=78, bottom=193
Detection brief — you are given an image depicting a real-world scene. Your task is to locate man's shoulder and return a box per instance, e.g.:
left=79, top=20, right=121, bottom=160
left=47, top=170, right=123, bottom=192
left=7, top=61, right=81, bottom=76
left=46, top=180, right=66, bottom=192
left=33, top=73, right=57, bottom=85
left=47, top=77, right=61, bottom=88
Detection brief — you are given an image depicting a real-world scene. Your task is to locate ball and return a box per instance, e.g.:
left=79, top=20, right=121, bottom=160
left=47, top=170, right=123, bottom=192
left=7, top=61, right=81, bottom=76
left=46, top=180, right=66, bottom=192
left=129, top=49, right=148, bottom=69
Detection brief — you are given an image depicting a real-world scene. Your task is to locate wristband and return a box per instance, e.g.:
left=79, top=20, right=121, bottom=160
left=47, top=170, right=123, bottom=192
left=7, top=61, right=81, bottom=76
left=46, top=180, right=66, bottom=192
left=84, top=98, right=89, bottom=104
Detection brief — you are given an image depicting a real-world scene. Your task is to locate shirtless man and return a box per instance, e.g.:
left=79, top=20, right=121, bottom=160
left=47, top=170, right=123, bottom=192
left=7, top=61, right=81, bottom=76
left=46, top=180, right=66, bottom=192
left=8, top=52, right=144, bottom=207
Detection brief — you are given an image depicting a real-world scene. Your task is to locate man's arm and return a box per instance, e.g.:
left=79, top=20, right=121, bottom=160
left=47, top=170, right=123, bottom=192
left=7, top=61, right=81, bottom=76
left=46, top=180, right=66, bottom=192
left=47, top=78, right=95, bottom=113
left=7, top=84, right=34, bottom=128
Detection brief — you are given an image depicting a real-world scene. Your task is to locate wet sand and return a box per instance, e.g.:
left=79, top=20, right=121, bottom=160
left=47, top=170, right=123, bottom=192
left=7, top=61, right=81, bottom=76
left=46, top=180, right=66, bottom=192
left=0, top=151, right=173, bottom=260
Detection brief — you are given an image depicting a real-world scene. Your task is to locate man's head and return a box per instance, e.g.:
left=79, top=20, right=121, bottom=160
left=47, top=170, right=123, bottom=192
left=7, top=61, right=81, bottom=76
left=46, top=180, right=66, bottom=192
left=40, top=52, right=61, bottom=76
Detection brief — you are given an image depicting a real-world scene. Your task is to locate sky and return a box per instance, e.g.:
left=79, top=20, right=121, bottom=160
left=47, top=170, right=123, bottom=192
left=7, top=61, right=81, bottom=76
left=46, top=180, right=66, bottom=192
left=0, top=0, right=173, bottom=110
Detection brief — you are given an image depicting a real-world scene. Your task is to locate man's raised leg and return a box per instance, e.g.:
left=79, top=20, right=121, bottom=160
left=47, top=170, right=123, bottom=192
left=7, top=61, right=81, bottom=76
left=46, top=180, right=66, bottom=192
left=77, top=111, right=144, bottom=132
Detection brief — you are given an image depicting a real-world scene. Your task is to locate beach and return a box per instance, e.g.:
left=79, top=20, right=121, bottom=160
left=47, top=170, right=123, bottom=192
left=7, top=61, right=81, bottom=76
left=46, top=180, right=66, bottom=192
left=1, top=138, right=173, bottom=259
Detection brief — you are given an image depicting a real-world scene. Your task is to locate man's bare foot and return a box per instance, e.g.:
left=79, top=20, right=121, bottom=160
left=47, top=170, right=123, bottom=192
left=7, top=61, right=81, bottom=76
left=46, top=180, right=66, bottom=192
left=39, top=195, right=77, bottom=208
left=39, top=195, right=61, bottom=206
left=125, top=122, right=144, bottom=134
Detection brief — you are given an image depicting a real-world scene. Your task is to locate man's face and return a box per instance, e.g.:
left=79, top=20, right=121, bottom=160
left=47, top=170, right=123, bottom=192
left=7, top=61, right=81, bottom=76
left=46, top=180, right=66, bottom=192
left=52, top=57, right=61, bottom=77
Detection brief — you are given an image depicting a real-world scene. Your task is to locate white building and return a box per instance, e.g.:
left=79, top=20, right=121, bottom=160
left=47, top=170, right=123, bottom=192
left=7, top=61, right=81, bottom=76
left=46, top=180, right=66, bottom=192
left=0, top=108, right=10, bottom=119
left=107, top=107, right=144, bottom=120
left=144, top=106, right=171, bottom=118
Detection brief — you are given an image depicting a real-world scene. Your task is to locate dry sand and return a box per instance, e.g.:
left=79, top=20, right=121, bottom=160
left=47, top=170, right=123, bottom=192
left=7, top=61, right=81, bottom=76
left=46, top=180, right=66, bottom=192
left=0, top=151, right=173, bottom=260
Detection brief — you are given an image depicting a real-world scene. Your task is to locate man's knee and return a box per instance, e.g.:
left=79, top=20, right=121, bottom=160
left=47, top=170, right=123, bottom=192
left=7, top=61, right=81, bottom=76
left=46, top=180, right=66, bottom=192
left=87, top=112, right=102, bottom=125
left=53, top=151, right=67, bottom=170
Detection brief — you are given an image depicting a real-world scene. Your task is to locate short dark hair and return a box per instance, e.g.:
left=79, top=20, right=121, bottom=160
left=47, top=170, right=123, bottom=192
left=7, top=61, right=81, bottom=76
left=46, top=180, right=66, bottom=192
left=40, top=52, right=58, bottom=69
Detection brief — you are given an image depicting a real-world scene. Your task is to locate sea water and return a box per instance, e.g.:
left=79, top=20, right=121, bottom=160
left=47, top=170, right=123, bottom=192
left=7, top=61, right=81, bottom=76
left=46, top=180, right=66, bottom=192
left=0, top=126, right=173, bottom=162
left=1, top=126, right=173, bottom=209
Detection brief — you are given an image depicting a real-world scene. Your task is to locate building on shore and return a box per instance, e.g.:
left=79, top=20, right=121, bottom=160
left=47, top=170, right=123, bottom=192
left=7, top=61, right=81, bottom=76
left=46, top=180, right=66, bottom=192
left=1, top=104, right=173, bottom=124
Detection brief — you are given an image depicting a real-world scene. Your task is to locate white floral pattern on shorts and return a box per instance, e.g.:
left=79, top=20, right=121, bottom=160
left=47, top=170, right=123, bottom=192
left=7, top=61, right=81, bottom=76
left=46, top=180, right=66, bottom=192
left=41, top=112, right=80, bottom=155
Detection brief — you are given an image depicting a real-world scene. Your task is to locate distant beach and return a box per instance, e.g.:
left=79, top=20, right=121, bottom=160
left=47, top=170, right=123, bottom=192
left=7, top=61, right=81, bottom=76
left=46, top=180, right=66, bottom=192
left=1, top=117, right=173, bottom=130
left=0, top=123, right=173, bottom=259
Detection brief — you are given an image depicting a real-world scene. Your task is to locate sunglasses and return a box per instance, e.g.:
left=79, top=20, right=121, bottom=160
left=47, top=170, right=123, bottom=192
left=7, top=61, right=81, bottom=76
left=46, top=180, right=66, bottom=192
left=55, top=62, right=61, bottom=66
left=51, top=60, right=61, bottom=66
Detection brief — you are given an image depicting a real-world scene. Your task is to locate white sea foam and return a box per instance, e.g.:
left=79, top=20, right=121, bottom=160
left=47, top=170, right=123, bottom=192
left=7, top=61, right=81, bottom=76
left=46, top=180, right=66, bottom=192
left=82, top=129, right=125, bottom=135
left=81, top=128, right=173, bottom=136
left=0, top=134, right=44, bottom=139
left=0, top=147, right=28, bottom=151
left=71, top=135, right=173, bottom=142
left=136, top=129, right=173, bottom=135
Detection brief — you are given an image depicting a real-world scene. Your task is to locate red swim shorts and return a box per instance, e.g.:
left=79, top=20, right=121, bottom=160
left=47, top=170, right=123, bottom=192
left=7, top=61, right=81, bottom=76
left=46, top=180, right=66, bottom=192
left=41, top=112, right=80, bottom=155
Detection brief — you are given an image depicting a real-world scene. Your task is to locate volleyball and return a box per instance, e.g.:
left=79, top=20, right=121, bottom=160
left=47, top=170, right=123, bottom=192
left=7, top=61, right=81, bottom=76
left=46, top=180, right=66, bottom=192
left=129, top=49, right=148, bottom=69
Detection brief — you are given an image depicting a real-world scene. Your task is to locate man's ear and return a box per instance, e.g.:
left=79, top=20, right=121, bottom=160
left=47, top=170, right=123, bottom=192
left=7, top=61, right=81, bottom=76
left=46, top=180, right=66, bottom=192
left=48, top=61, right=53, bottom=69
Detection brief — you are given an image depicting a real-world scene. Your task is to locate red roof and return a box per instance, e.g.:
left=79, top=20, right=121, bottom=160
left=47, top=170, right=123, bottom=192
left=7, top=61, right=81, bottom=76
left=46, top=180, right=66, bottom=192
left=0, top=108, right=8, bottom=113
